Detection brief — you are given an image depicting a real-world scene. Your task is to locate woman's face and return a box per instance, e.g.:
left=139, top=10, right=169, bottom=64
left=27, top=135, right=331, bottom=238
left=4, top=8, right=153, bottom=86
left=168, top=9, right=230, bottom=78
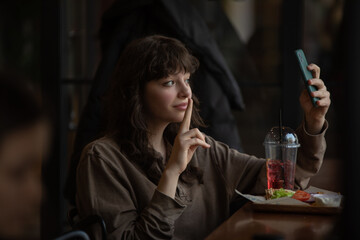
left=0, top=121, right=49, bottom=239
left=144, top=71, right=192, bottom=126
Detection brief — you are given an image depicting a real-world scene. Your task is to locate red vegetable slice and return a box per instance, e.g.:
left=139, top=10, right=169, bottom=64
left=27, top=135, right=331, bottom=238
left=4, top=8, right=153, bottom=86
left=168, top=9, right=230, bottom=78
left=292, top=190, right=311, bottom=202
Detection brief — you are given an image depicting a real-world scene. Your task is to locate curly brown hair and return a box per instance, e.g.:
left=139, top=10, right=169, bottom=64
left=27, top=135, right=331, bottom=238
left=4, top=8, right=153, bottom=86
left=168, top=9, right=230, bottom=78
left=104, top=35, right=205, bottom=185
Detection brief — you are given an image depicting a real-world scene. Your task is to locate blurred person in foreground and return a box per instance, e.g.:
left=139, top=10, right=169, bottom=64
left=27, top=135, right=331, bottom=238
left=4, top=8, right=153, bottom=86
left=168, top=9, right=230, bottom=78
left=0, top=73, right=50, bottom=239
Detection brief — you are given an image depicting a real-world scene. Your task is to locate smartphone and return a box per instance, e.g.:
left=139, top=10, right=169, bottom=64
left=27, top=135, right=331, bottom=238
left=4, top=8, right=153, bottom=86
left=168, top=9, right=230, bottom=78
left=294, top=49, right=319, bottom=107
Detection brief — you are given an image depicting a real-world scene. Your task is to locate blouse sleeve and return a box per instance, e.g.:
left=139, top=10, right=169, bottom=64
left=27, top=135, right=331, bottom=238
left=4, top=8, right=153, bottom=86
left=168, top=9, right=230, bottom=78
left=294, top=120, right=328, bottom=189
left=206, top=135, right=267, bottom=196
left=76, top=145, right=186, bottom=240
left=207, top=120, right=328, bottom=197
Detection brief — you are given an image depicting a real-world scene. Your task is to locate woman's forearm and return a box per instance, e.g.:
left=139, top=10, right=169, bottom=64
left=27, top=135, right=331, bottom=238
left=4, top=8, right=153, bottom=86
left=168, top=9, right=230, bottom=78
left=157, top=168, right=180, bottom=199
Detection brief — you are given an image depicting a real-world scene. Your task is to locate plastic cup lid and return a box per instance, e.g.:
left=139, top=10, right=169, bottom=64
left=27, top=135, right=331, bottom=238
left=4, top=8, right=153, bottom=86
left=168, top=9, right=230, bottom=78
left=263, top=126, right=300, bottom=148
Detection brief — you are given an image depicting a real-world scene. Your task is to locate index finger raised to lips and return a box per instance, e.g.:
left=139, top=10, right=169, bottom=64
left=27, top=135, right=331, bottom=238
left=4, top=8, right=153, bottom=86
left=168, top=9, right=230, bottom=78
left=179, top=98, right=193, bottom=133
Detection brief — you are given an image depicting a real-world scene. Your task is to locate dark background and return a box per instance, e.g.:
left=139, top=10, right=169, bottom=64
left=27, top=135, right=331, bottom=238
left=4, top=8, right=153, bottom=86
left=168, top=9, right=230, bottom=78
left=0, top=0, right=357, bottom=239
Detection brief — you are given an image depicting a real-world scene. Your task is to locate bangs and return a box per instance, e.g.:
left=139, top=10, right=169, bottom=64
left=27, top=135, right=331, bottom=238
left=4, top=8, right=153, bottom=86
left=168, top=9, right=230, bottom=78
left=145, top=36, right=199, bottom=81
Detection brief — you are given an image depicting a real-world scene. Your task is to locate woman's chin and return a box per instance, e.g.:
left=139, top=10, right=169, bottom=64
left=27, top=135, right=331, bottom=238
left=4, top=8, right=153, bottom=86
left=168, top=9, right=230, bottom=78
left=174, top=117, right=185, bottom=123
left=167, top=114, right=185, bottom=123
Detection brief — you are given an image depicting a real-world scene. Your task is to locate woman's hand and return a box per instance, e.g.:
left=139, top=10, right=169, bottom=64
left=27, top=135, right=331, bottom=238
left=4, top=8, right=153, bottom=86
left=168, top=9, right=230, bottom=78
left=157, top=98, right=210, bottom=198
left=299, top=64, right=331, bottom=134
left=166, top=98, right=210, bottom=175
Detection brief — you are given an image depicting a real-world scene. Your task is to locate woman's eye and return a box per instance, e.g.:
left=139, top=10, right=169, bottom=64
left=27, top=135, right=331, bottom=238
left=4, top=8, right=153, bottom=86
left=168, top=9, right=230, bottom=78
left=163, top=81, right=174, bottom=86
left=185, top=79, right=191, bottom=84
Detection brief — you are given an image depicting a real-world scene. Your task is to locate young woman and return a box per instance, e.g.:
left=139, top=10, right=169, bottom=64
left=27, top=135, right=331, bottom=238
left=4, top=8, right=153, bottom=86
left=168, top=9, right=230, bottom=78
left=0, top=74, right=50, bottom=239
left=76, top=35, right=330, bottom=239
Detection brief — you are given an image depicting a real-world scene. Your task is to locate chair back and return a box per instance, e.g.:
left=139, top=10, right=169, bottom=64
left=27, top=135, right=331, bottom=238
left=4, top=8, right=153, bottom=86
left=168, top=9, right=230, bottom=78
left=54, top=230, right=90, bottom=240
left=67, top=208, right=107, bottom=240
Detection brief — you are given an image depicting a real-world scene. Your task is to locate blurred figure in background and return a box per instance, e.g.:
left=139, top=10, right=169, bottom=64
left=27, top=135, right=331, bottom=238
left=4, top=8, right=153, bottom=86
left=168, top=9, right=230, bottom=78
left=0, top=73, right=50, bottom=239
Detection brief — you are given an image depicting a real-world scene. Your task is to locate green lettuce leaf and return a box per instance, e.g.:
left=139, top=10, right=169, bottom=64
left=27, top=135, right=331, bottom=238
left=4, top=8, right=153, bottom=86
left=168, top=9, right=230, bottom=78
left=270, top=188, right=295, bottom=199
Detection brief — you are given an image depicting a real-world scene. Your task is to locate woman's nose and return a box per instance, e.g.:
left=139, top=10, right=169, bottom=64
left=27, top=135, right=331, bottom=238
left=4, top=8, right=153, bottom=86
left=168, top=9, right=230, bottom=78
left=178, top=83, right=191, bottom=98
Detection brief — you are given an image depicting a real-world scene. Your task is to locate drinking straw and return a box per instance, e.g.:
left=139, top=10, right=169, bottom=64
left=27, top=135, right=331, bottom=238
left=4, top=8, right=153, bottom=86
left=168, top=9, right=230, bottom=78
left=279, top=108, right=285, bottom=188
left=279, top=108, right=283, bottom=143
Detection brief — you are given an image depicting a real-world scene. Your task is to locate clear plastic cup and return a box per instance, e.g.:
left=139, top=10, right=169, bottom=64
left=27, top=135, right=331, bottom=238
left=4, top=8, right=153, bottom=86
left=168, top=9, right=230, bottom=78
left=264, top=127, right=300, bottom=190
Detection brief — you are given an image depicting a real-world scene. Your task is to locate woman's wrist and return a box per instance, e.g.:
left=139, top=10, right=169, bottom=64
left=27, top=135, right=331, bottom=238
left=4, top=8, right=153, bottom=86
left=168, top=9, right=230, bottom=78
left=163, top=167, right=181, bottom=180
left=304, top=116, right=325, bottom=135
left=157, top=168, right=180, bottom=199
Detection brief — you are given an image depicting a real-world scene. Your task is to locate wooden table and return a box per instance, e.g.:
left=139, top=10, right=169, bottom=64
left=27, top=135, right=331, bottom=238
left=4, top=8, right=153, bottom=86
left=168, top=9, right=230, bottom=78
left=205, top=203, right=339, bottom=240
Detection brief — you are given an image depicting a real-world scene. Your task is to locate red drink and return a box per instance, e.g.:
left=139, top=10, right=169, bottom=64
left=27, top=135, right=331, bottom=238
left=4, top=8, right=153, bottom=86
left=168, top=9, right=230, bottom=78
left=266, top=159, right=296, bottom=189
left=264, top=126, right=300, bottom=190
left=283, top=159, right=296, bottom=189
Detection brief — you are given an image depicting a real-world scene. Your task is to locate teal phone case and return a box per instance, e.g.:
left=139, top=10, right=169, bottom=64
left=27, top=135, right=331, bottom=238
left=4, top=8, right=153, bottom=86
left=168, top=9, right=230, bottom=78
left=294, top=49, right=319, bottom=107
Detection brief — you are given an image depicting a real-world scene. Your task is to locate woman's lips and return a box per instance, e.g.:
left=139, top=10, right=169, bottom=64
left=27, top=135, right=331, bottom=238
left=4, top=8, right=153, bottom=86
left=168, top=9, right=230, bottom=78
left=174, top=103, right=188, bottom=110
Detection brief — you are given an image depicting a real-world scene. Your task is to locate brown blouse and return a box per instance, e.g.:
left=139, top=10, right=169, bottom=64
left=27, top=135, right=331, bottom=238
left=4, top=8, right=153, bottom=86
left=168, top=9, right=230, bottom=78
left=76, top=121, right=327, bottom=239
